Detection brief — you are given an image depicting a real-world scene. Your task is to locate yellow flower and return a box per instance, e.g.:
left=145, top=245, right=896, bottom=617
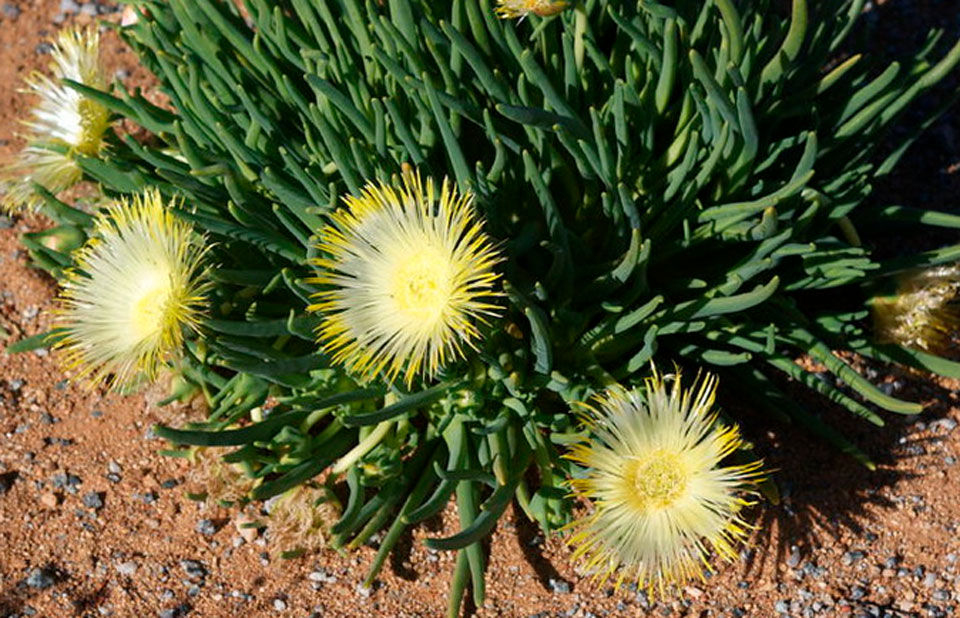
left=55, top=189, right=210, bottom=388
left=872, top=264, right=960, bottom=353
left=565, top=369, right=764, bottom=597
left=2, top=27, right=110, bottom=213
left=308, top=171, right=502, bottom=386
left=495, top=0, right=568, bottom=19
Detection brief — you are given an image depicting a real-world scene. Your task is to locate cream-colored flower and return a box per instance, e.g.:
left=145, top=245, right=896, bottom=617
left=566, top=369, right=764, bottom=597
left=55, top=189, right=210, bottom=388
left=308, top=171, right=502, bottom=386
left=2, top=27, right=110, bottom=213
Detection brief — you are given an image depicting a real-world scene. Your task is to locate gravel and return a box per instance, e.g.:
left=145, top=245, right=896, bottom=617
left=548, top=578, right=571, bottom=594
left=116, top=561, right=138, bottom=576
left=787, top=545, right=802, bottom=568
left=1, top=3, right=20, bottom=19
left=843, top=550, right=866, bottom=566
left=25, top=567, right=55, bottom=589
left=82, top=491, right=104, bottom=510
left=195, top=519, right=217, bottom=537
left=180, top=560, right=207, bottom=580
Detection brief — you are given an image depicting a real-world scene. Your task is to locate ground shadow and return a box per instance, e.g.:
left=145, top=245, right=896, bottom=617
left=734, top=354, right=957, bottom=582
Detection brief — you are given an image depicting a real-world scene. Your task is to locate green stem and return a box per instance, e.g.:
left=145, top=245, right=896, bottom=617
left=331, top=419, right=393, bottom=475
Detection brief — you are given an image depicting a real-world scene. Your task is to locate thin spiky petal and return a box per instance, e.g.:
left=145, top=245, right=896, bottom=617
left=54, top=189, right=210, bottom=388
left=565, top=368, right=764, bottom=598
left=2, top=27, right=110, bottom=213
left=308, top=170, right=502, bottom=386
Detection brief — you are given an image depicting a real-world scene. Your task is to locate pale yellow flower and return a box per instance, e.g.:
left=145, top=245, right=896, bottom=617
left=496, top=0, right=568, bottom=19
left=566, top=369, right=764, bottom=597
left=2, top=28, right=110, bottom=213
left=308, top=171, right=502, bottom=386
left=55, top=189, right=210, bottom=388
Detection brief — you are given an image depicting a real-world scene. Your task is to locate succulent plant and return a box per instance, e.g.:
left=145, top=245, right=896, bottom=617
left=7, top=0, right=960, bottom=613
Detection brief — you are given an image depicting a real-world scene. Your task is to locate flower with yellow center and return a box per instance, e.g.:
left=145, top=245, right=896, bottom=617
left=2, top=27, right=110, bottom=213
left=309, top=171, right=502, bottom=386
left=495, top=0, right=568, bottom=19
left=565, top=369, right=764, bottom=597
left=55, top=189, right=210, bottom=388
left=872, top=264, right=960, bottom=353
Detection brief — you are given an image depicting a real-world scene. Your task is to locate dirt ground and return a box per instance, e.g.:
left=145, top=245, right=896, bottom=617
left=1, top=1, right=960, bottom=617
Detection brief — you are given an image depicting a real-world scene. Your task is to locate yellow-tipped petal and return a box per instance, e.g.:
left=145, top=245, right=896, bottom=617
left=55, top=189, right=210, bottom=388
left=308, top=170, right=502, bottom=386
left=565, top=368, right=764, bottom=598
left=2, top=27, right=110, bottom=213
left=495, top=0, right=568, bottom=19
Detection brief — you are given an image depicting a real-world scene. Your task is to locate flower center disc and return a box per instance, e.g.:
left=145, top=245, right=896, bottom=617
left=629, top=450, right=688, bottom=510
left=129, top=269, right=172, bottom=342
left=389, top=245, right=454, bottom=325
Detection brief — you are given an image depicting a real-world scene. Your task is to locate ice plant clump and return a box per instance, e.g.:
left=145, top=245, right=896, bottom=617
left=566, top=370, right=763, bottom=596
left=495, top=0, right=568, bottom=19
left=55, top=189, right=210, bottom=388
left=872, top=264, right=960, bottom=353
left=309, top=171, right=502, bottom=386
left=2, top=28, right=110, bottom=212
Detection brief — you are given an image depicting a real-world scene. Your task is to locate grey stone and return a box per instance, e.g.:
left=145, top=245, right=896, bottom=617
left=25, top=568, right=55, bottom=589
left=180, top=560, right=207, bottom=580
left=843, top=550, right=866, bottom=566
left=116, top=562, right=137, bottom=576
left=548, top=578, right=571, bottom=594
left=932, top=418, right=958, bottom=432
left=82, top=492, right=104, bottom=510
left=196, top=519, right=216, bottom=536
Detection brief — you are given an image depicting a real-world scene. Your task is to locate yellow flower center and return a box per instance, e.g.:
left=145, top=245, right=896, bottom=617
left=628, top=450, right=688, bottom=510
left=129, top=270, right=172, bottom=342
left=388, top=244, right=454, bottom=324
left=75, top=98, right=109, bottom=156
